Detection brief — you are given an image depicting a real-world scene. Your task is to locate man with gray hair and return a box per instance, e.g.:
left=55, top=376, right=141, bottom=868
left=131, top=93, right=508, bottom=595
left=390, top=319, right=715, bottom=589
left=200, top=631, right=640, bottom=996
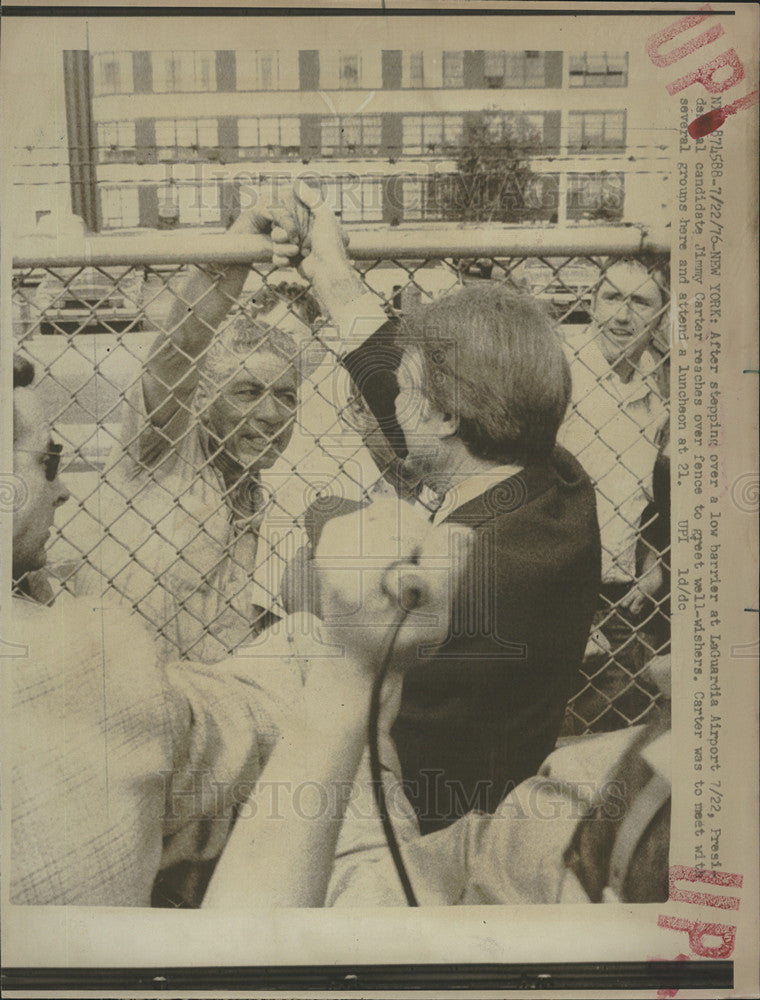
left=72, top=206, right=318, bottom=664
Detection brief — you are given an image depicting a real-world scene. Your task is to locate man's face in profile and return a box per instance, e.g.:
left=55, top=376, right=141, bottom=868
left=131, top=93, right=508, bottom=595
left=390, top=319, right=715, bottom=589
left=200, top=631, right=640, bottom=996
left=13, top=387, right=70, bottom=578
left=593, top=261, right=665, bottom=371
left=394, top=348, right=449, bottom=482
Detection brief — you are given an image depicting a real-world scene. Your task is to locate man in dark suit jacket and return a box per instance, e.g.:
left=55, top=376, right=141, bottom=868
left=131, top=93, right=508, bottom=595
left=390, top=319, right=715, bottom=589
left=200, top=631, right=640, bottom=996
left=278, top=183, right=602, bottom=834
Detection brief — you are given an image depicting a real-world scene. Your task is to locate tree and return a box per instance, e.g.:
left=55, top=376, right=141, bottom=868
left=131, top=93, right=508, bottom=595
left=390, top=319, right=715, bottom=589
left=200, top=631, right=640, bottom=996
left=430, top=112, right=549, bottom=224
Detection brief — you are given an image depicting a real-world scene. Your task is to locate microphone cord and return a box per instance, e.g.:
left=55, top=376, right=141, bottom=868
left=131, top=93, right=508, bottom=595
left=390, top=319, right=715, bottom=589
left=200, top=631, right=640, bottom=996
left=367, top=603, right=420, bottom=908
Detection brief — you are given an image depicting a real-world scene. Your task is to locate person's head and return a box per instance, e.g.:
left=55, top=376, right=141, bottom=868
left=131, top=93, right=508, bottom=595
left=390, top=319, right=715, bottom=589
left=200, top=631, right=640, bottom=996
left=341, top=384, right=420, bottom=502
left=342, top=387, right=399, bottom=477
left=196, top=312, right=301, bottom=472
left=592, top=255, right=669, bottom=371
left=564, top=715, right=671, bottom=904
left=12, top=355, right=70, bottom=581
left=252, top=281, right=322, bottom=329
left=394, top=284, right=571, bottom=479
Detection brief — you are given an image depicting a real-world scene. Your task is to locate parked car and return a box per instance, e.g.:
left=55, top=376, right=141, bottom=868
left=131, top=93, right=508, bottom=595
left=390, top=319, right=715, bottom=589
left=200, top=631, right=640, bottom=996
left=519, top=258, right=598, bottom=324
left=36, top=267, right=145, bottom=335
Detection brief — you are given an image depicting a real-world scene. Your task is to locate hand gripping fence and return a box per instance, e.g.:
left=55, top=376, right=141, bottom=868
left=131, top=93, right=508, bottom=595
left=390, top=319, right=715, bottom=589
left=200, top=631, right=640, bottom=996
left=12, top=225, right=670, bottom=736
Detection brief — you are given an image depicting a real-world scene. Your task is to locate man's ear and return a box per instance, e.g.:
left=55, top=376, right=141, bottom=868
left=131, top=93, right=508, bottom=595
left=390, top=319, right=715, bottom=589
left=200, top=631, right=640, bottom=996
left=433, top=408, right=459, bottom=441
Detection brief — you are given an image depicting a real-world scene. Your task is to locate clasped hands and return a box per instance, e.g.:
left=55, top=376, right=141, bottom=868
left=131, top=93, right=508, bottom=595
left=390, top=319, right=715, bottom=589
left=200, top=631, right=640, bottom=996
left=231, top=180, right=364, bottom=319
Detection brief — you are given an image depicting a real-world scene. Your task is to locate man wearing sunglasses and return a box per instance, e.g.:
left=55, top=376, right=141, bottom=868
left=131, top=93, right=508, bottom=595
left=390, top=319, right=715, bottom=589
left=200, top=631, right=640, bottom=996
left=11, top=355, right=70, bottom=602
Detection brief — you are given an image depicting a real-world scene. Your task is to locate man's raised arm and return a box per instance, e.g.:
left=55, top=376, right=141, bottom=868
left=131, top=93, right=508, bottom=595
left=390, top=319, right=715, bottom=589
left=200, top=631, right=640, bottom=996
left=286, top=183, right=407, bottom=457
left=142, top=205, right=301, bottom=435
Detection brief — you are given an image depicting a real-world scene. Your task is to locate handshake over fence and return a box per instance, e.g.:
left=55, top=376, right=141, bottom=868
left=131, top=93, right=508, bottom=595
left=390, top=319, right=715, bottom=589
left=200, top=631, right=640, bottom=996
left=12, top=223, right=671, bottom=737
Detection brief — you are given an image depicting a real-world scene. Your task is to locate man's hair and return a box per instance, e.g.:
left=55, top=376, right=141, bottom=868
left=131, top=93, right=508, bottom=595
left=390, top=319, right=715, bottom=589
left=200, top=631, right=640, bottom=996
left=13, top=354, right=35, bottom=389
left=252, top=281, right=322, bottom=327
left=597, top=254, right=671, bottom=305
left=13, top=354, right=35, bottom=443
left=400, top=284, right=571, bottom=465
left=200, top=312, right=300, bottom=388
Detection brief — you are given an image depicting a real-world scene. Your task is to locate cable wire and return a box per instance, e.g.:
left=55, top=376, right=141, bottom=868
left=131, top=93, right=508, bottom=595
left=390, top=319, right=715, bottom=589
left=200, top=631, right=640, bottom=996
left=367, top=600, right=420, bottom=908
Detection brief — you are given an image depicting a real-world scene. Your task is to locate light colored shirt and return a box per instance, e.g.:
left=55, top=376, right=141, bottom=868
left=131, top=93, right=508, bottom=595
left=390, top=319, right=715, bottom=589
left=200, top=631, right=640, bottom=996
left=9, top=595, right=321, bottom=907
left=327, top=725, right=666, bottom=906
left=558, top=334, right=667, bottom=584
left=72, top=381, right=277, bottom=664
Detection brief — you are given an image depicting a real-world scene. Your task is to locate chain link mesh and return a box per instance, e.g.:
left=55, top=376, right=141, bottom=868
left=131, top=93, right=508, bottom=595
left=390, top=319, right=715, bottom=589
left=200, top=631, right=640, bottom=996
left=12, top=241, right=670, bottom=736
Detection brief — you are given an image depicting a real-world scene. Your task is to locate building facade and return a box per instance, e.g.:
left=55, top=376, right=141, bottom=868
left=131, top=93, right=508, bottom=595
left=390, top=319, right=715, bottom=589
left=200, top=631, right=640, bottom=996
left=60, top=42, right=666, bottom=232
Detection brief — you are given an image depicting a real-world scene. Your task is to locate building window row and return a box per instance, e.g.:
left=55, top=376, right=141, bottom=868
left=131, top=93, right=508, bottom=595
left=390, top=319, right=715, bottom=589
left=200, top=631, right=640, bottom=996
left=91, top=48, right=628, bottom=94
left=98, top=171, right=624, bottom=230
left=98, top=109, right=616, bottom=163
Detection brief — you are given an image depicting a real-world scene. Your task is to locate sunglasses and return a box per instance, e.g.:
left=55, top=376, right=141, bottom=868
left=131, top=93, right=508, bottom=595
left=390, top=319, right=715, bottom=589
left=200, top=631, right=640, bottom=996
left=43, top=443, right=64, bottom=482
left=16, top=442, right=65, bottom=482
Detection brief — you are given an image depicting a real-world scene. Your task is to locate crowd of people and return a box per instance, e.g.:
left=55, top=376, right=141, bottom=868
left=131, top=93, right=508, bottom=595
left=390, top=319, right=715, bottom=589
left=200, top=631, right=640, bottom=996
left=9, top=181, right=671, bottom=909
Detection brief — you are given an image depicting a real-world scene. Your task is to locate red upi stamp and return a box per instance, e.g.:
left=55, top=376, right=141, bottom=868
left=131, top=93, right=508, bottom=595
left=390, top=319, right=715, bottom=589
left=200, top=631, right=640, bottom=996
left=644, top=3, right=758, bottom=138
left=653, top=866, right=743, bottom=998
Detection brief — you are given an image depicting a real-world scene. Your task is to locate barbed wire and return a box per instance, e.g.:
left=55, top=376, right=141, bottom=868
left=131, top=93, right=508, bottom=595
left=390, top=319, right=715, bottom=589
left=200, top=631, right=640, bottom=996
left=13, top=140, right=673, bottom=153
left=12, top=168, right=671, bottom=189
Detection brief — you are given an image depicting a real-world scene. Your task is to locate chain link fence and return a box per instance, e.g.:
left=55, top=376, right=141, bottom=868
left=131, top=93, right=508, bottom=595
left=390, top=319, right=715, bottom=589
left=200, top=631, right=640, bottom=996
left=12, top=227, right=670, bottom=736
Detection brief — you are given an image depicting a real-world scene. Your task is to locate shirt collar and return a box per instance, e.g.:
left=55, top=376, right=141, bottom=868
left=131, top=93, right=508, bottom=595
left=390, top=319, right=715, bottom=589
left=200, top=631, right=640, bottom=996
left=431, top=463, right=524, bottom=525
left=573, top=334, right=659, bottom=403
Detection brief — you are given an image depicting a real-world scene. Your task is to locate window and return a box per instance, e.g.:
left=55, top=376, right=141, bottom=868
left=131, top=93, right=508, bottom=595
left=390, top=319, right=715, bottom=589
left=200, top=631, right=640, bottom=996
left=484, top=51, right=506, bottom=87
left=152, top=51, right=217, bottom=93
left=402, top=177, right=425, bottom=221
left=96, top=121, right=137, bottom=162
left=338, top=53, right=361, bottom=88
left=402, top=176, right=448, bottom=221
left=567, top=172, right=624, bottom=220
left=159, top=183, right=220, bottom=226
left=321, top=119, right=341, bottom=154
left=237, top=117, right=300, bottom=156
left=569, top=52, right=628, bottom=87
left=567, top=111, right=626, bottom=151
left=402, top=114, right=463, bottom=154
left=410, top=51, right=424, bottom=88
left=402, top=51, right=425, bottom=88
left=340, top=178, right=383, bottom=222
left=92, top=52, right=133, bottom=95
left=442, top=51, right=464, bottom=88
left=320, top=115, right=382, bottom=156
left=236, top=50, right=279, bottom=90
left=100, top=186, right=139, bottom=229
left=155, top=119, right=219, bottom=161
left=483, top=50, right=548, bottom=88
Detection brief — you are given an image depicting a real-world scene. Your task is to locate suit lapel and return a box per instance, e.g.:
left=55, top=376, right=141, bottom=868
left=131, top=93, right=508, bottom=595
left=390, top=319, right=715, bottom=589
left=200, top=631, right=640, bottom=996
left=444, top=462, right=555, bottom=528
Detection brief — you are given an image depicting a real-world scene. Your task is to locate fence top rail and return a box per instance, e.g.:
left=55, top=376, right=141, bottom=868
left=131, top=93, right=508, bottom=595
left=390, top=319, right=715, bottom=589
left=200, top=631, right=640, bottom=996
left=12, top=225, right=669, bottom=269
